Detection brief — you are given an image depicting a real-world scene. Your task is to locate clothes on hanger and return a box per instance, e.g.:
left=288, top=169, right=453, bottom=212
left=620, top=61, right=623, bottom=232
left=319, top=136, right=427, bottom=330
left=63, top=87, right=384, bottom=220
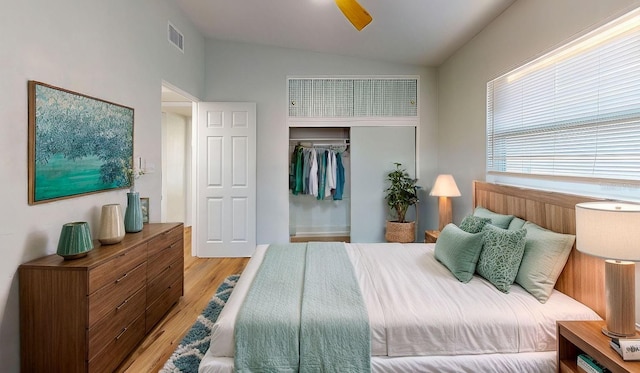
left=289, top=144, right=345, bottom=201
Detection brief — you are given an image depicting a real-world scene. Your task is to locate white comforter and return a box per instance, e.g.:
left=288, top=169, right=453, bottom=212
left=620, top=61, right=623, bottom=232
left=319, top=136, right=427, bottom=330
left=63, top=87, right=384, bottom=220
left=200, top=243, right=600, bottom=372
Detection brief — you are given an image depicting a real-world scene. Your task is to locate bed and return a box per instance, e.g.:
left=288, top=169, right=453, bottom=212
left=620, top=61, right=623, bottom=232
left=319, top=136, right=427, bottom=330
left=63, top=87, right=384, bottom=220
left=199, top=181, right=606, bottom=372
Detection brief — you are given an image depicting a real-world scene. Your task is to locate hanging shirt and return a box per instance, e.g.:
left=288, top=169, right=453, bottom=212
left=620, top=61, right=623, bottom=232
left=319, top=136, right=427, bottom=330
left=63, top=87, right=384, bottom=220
left=302, top=148, right=311, bottom=194
left=333, top=152, right=345, bottom=200
left=325, top=150, right=334, bottom=199
left=317, top=149, right=327, bottom=200
left=309, top=149, right=318, bottom=197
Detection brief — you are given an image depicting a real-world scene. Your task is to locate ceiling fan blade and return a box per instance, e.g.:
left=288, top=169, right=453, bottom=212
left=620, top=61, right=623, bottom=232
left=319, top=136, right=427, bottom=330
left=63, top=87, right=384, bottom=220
left=334, top=0, right=372, bottom=31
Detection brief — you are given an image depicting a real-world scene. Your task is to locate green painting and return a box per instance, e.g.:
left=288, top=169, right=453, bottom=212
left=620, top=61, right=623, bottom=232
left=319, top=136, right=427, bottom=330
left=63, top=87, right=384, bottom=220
left=28, top=81, right=134, bottom=204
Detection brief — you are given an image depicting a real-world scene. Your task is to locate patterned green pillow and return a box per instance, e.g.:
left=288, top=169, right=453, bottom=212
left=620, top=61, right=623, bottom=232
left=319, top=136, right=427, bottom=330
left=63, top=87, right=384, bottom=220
left=476, top=224, right=527, bottom=293
left=459, top=215, right=492, bottom=233
left=473, top=206, right=515, bottom=229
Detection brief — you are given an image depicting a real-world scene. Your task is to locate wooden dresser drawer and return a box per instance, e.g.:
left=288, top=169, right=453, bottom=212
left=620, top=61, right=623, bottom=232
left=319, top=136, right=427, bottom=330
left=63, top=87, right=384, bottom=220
left=88, top=313, right=145, bottom=373
left=88, top=262, right=146, bottom=327
left=87, top=286, right=145, bottom=360
left=147, top=225, right=182, bottom=258
left=88, top=243, right=147, bottom=294
left=146, top=257, right=183, bottom=303
left=146, top=277, right=183, bottom=332
left=147, top=238, right=183, bottom=280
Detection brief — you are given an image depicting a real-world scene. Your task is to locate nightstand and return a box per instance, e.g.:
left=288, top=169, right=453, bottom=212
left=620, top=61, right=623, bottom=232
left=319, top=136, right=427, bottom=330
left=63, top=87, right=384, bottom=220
left=424, top=230, right=440, bottom=243
left=557, top=320, right=640, bottom=373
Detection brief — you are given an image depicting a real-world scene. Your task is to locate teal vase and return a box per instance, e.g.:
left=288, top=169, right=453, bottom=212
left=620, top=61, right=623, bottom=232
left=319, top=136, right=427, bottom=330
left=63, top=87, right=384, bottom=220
left=124, top=192, right=143, bottom=233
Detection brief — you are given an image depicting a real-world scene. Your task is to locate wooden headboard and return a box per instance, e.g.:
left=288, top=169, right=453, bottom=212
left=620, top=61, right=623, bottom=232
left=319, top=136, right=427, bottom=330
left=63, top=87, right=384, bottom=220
left=472, top=181, right=605, bottom=318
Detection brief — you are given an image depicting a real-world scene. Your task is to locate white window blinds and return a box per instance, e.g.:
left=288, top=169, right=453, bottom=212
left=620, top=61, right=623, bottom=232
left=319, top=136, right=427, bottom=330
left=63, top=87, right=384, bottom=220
left=486, top=8, right=640, bottom=182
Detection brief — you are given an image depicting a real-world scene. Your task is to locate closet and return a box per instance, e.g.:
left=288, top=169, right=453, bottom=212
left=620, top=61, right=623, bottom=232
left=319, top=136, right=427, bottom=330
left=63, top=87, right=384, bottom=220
left=288, top=77, right=419, bottom=243
left=289, top=127, right=351, bottom=242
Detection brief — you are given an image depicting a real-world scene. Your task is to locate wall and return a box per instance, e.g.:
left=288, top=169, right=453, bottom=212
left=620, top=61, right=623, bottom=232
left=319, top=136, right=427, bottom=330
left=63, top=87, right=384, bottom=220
left=203, top=39, right=439, bottom=245
left=0, top=0, right=204, bottom=370
left=436, top=0, right=640, bottom=321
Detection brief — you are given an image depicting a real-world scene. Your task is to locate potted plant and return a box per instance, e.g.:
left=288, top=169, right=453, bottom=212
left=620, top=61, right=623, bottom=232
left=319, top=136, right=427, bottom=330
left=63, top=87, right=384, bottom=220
left=384, top=162, right=419, bottom=243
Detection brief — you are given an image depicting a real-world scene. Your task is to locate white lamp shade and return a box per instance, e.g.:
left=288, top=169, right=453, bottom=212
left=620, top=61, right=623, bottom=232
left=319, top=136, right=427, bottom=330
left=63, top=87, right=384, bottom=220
left=429, top=174, right=461, bottom=197
left=576, top=202, right=640, bottom=261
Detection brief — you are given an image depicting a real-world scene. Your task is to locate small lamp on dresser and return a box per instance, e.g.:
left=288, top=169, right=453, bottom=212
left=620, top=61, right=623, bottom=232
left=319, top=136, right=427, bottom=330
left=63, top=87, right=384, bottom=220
left=576, top=202, right=640, bottom=338
left=429, top=174, right=461, bottom=231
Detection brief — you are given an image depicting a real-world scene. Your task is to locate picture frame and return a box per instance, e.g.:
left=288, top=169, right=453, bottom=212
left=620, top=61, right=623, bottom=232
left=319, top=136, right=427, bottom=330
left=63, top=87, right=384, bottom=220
left=28, top=81, right=135, bottom=204
left=141, top=197, right=149, bottom=223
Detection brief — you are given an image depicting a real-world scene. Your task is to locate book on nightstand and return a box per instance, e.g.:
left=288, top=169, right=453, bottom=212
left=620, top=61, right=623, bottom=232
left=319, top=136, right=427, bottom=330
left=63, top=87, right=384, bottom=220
left=610, top=338, right=640, bottom=361
left=577, top=353, right=610, bottom=373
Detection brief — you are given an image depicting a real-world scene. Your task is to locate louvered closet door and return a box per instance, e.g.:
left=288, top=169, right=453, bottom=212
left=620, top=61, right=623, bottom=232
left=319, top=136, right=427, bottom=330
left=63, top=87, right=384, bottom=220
left=195, top=102, right=256, bottom=257
left=350, top=126, right=416, bottom=243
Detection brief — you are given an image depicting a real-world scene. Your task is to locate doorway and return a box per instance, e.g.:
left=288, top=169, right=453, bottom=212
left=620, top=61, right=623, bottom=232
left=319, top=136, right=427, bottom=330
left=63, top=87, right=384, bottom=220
left=161, top=83, right=195, bottom=227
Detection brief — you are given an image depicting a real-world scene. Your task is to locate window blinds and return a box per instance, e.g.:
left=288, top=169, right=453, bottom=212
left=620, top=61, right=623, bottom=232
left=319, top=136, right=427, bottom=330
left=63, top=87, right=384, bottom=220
left=486, top=9, right=640, bottom=182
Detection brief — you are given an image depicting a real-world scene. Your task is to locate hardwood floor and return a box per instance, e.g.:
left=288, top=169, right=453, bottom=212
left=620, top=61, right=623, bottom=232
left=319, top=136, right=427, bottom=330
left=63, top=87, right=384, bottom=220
left=116, top=227, right=250, bottom=372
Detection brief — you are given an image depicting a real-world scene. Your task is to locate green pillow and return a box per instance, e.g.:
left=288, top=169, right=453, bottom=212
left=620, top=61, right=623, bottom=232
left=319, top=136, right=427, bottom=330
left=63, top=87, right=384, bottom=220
left=515, top=222, right=575, bottom=303
left=476, top=224, right=527, bottom=293
left=473, top=206, right=515, bottom=229
left=434, top=224, right=485, bottom=283
left=459, top=215, right=492, bottom=233
left=508, top=217, right=526, bottom=230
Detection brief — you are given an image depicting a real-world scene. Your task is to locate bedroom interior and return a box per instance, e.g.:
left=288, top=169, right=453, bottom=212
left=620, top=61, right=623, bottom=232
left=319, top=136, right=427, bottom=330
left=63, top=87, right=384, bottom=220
left=4, top=0, right=640, bottom=372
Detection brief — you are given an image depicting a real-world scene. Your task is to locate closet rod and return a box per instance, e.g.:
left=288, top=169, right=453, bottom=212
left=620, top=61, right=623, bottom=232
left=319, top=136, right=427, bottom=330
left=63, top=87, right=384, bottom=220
left=289, top=138, right=349, bottom=143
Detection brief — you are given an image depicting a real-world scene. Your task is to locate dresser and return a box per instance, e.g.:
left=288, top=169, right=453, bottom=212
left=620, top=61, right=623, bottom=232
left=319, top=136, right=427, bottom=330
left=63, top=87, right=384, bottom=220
left=19, top=223, right=184, bottom=373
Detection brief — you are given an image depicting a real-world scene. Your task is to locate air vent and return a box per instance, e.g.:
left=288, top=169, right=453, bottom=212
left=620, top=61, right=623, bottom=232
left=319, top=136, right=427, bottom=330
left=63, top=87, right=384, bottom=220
left=168, top=22, right=184, bottom=53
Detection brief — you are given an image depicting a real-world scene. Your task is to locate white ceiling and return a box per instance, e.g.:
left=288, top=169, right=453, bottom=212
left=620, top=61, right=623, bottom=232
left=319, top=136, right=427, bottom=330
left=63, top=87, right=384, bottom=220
left=174, top=0, right=516, bottom=67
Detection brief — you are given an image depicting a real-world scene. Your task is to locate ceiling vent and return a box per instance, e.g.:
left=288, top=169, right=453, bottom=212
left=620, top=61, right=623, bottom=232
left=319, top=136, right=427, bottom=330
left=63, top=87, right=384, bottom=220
left=168, top=22, right=184, bottom=53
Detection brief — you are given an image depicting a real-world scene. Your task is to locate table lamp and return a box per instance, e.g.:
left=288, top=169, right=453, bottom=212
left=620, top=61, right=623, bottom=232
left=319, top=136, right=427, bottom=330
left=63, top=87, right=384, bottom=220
left=576, top=202, right=640, bottom=338
left=429, top=174, right=461, bottom=231
left=57, top=221, right=94, bottom=260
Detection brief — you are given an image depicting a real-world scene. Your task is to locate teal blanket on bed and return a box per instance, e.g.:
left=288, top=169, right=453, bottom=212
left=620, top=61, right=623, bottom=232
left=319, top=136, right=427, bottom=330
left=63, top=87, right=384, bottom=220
left=234, top=242, right=371, bottom=373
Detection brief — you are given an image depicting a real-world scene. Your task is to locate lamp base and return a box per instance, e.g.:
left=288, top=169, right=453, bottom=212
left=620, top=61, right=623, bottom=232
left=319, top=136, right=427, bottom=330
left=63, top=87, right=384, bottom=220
left=601, top=326, right=638, bottom=339
left=603, top=260, right=636, bottom=338
left=438, top=196, right=453, bottom=231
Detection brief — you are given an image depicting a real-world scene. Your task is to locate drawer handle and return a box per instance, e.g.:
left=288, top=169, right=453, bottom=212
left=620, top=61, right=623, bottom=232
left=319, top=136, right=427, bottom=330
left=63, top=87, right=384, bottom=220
left=115, top=273, right=128, bottom=283
left=115, top=327, right=128, bottom=340
left=116, top=299, right=129, bottom=311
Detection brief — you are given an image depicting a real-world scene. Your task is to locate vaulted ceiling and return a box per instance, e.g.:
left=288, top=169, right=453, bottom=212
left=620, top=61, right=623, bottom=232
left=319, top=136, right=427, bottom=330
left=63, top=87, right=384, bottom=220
left=174, top=0, right=516, bottom=67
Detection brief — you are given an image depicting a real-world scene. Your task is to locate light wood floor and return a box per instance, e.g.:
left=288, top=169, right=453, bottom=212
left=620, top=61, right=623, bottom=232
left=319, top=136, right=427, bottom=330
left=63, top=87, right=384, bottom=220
left=116, top=227, right=250, bottom=373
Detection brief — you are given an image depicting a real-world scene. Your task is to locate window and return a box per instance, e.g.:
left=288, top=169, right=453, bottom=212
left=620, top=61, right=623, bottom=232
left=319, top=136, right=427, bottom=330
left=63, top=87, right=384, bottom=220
left=486, top=8, right=640, bottom=183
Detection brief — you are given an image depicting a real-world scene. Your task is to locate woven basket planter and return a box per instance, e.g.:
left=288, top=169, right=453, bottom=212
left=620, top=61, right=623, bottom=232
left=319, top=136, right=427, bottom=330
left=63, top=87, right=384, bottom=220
left=385, top=221, right=415, bottom=243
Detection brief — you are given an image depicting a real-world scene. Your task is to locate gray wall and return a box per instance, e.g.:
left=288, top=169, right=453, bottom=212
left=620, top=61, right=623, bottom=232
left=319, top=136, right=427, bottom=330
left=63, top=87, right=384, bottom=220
left=203, top=39, right=440, bottom=245
left=436, top=0, right=640, bottom=321
left=0, top=0, right=205, bottom=370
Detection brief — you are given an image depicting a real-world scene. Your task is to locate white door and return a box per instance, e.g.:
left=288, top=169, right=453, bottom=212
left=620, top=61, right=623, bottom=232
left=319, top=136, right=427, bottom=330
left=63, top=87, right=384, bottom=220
left=195, top=102, right=256, bottom=257
left=350, top=126, right=416, bottom=242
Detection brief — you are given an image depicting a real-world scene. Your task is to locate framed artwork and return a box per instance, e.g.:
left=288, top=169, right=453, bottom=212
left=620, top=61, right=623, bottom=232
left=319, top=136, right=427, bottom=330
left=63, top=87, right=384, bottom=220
left=141, top=197, right=149, bottom=223
left=28, top=81, right=135, bottom=204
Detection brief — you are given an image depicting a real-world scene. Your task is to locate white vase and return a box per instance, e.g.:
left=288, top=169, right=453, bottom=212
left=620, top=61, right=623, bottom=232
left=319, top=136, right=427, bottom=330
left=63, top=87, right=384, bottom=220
left=98, top=204, right=126, bottom=244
